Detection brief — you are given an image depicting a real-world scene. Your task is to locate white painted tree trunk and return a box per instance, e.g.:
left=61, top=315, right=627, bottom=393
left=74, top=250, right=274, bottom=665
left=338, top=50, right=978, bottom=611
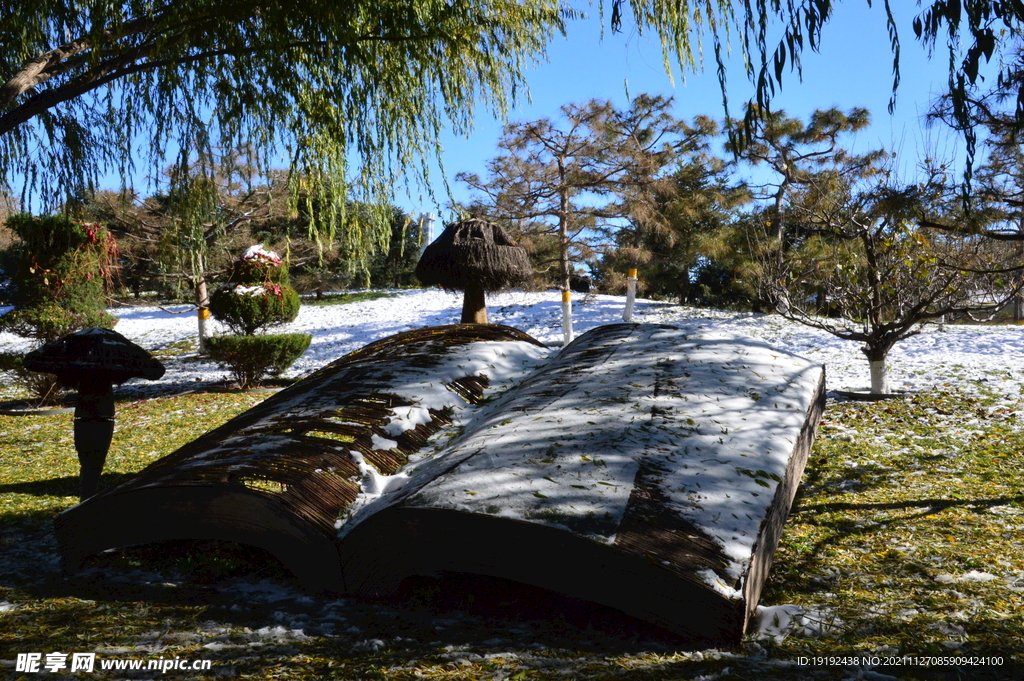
left=195, top=276, right=210, bottom=354
left=624, top=268, right=638, bottom=323
left=869, top=359, right=889, bottom=394
left=561, top=290, right=573, bottom=345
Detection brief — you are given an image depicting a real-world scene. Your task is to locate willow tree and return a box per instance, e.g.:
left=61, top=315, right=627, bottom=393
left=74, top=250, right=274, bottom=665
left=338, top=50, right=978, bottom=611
left=3, top=0, right=1015, bottom=244
left=0, top=0, right=580, bottom=253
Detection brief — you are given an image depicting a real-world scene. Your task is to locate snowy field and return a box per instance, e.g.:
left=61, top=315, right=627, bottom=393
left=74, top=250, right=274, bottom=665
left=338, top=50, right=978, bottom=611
left=3, top=288, right=1023, bottom=399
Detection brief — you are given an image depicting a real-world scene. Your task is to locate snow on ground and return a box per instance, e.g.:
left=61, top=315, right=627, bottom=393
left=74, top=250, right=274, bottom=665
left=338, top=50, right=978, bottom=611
left=348, top=325, right=822, bottom=594
left=4, top=290, right=1024, bottom=647
left=4, top=288, right=1023, bottom=398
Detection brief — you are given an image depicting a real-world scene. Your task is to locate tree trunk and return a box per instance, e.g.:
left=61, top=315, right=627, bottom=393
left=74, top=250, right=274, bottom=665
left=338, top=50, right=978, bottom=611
left=460, top=284, right=488, bottom=324
left=624, top=268, right=638, bottom=322
left=561, top=290, right=573, bottom=343
left=1016, top=220, right=1024, bottom=323
left=864, top=345, right=890, bottom=394
left=559, top=185, right=573, bottom=344
left=195, top=265, right=210, bottom=355
left=868, top=360, right=889, bottom=394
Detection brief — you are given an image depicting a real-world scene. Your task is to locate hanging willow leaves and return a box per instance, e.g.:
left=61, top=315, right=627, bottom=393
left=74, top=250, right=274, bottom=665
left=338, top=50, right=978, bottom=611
left=5, top=0, right=1019, bottom=259
left=0, top=0, right=577, bottom=265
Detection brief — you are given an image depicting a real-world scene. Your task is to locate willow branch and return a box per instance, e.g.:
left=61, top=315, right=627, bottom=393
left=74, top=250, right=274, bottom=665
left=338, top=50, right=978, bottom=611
left=1, top=24, right=448, bottom=137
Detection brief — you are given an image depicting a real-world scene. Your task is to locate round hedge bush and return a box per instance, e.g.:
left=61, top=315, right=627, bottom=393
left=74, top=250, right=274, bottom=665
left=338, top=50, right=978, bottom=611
left=206, top=333, right=311, bottom=389
left=209, top=284, right=300, bottom=336
left=229, top=244, right=289, bottom=286
left=210, top=245, right=300, bottom=336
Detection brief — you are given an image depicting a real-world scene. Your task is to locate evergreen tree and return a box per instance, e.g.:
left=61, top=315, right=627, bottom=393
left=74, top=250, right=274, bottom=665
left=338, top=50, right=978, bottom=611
left=459, top=94, right=682, bottom=341
left=596, top=116, right=750, bottom=304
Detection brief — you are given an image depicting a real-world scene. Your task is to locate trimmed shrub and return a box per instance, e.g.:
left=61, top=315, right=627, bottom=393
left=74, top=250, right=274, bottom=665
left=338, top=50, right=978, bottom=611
left=0, top=214, right=117, bottom=403
left=206, top=334, right=311, bottom=389
left=210, top=245, right=300, bottom=335
left=0, top=214, right=117, bottom=341
left=208, top=284, right=300, bottom=336
left=0, top=302, right=117, bottom=342
left=209, top=245, right=307, bottom=387
left=0, top=351, right=64, bottom=404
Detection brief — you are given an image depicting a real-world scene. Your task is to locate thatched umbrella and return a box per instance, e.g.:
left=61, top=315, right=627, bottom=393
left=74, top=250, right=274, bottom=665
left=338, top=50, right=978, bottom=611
left=25, top=328, right=165, bottom=500
left=415, top=218, right=532, bottom=324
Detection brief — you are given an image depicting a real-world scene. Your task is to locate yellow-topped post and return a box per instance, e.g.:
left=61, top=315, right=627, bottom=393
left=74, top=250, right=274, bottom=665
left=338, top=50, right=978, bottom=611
left=624, top=268, right=639, bottom=323
left=561, top=289, right=573, bottom=345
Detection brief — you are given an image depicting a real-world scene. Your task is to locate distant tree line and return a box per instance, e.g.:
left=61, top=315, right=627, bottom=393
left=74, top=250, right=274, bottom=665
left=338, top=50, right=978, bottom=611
left=458, top=96, right=1024, bottom=392
left=5, top=91, right=1024, bottom=394
left=0, top=161, right=428, bottom=309
left=3, top=97, right=1022, bottom=317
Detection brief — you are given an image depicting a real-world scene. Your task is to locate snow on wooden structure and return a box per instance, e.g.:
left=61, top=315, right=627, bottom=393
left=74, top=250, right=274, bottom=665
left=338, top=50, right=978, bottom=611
left=54, top=324, right=549, bottom=592
left=55, top=323, right=825, bottom=644
left=336, top=323, right=825, bottom=643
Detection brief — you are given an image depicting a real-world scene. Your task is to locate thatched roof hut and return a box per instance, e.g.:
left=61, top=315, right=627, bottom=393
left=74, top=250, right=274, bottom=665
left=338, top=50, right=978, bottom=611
left=415, top=218, right=532, bottom=324
left=25, top=327, right=165, bottom=387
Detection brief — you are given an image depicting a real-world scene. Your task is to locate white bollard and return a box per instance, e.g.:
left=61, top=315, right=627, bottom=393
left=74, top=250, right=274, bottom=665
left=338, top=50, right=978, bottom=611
left=197, top=307, right=210, bottom=353
left=561, top=290, right=574, bottom=345
left=624, top=268, right=638, bottom=323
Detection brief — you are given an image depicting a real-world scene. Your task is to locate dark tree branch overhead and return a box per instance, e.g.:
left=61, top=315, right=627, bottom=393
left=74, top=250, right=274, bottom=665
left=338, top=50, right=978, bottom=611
left=919, top=218, right=1024, bottom=241
left=0, top=19, right=464, bottom=139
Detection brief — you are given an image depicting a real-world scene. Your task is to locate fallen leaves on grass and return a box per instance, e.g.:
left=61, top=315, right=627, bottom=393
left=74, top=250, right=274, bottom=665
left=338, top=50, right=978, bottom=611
left=3, top=385, right=1024, bottom=679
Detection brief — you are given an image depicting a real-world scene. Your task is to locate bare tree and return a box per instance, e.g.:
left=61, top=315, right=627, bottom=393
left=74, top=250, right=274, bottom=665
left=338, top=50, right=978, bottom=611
left=758, top=170, right=1023, bottom=394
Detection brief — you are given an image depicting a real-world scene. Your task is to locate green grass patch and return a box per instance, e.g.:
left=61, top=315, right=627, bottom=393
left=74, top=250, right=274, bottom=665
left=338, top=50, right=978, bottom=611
left=150, top=337, right=199, bottom=359
left=757, top=389, right=1024, bottom=676
left=2, top=386, right=1024, bottom=679
left=301, top=290, right=396, bottom=307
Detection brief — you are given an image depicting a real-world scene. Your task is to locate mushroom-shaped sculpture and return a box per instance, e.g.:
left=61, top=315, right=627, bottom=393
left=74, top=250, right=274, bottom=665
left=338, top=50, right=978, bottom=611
left=415, top=218, right=532, bottom=324
left=24, top=328, right=165, bottom=500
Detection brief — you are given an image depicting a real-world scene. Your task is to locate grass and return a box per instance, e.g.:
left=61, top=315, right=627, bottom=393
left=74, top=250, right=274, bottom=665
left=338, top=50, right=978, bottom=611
left=2, top=382, right=1024, bottom=679
left=756, top=388, right=1024, bottom=677
left=301, top=291, right=396, bottom=307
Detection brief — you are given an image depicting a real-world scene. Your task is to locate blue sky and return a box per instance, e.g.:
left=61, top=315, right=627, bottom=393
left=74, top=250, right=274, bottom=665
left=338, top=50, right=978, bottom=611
left=74, top=3, right=972, bottom=221
left=402, top=1, right=965, bottom=218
